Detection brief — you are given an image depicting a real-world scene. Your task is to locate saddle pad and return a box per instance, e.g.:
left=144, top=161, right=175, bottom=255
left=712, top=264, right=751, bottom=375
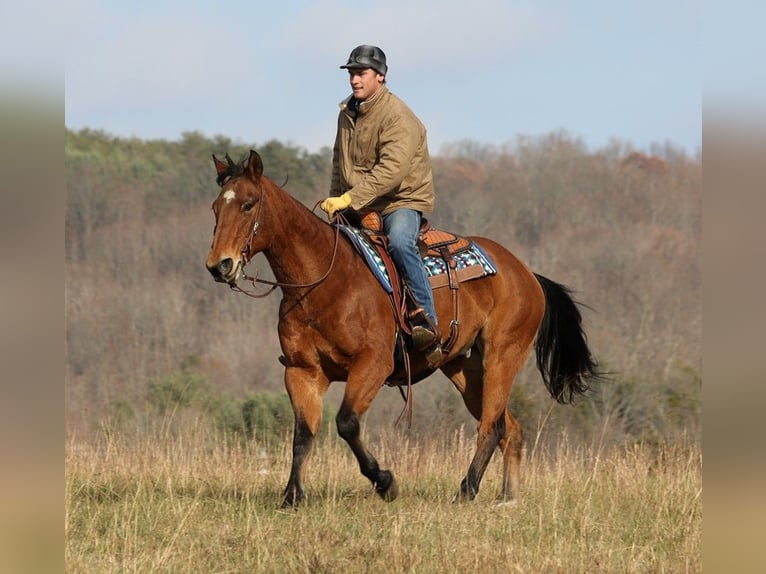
left=338, top=226, right=497, bottom=293
left=424, top=247, right=498, bottom=288
left=338, top=226, right=393, bottom=293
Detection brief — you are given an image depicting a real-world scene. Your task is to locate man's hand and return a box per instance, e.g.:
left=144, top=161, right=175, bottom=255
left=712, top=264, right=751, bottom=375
left=320, top=192, right=352, bottom=219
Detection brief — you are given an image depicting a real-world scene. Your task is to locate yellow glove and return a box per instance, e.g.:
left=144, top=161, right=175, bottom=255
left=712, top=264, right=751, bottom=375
left=320, top=192, right=352, bottom=219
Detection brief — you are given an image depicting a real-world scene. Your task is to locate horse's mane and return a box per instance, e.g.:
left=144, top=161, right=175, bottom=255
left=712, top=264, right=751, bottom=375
left=216, top=153, right=289, bottom=188
left=215, top=153, right=246, bottom=186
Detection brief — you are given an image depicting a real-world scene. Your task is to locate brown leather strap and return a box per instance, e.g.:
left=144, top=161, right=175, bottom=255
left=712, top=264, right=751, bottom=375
left=439, top=248, right=461, bottom=355
left=364, top=234, right=416, bottom=427
left=393, top=335, right=414, bottom=428
left=367, top=234, right=411, bottom=335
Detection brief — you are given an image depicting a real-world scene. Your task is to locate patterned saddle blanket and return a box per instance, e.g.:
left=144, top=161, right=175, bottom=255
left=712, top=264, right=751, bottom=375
left=337, top=225, right=497, bottom=293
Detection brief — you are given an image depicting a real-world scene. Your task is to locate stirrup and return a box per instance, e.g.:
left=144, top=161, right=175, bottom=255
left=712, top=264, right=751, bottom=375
left=424, top=344, right=443, bottom=368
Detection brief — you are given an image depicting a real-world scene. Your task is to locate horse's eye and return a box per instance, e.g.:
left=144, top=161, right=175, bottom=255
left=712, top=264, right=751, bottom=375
left=241, top=201, right=254, bottom=213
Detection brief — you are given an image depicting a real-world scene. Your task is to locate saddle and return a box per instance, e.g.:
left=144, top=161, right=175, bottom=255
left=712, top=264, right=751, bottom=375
left=356, top=210, right=488, bottom=288
left=360, top=210, right=469, bottom=251
left=421, top=227, right=471, bottom=257
left=345, top=210, right=492, bottom=358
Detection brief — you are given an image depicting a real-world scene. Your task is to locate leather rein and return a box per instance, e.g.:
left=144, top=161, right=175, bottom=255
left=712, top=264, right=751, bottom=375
left=226, top=179, right=342, bottom=298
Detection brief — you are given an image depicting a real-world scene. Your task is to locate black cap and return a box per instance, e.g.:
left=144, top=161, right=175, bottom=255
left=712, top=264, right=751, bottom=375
left=340, top=45, right=388, bottom=76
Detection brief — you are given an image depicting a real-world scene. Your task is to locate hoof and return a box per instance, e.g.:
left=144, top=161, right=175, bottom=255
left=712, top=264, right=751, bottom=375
left=451, top=488, right=477, bottom=503
left=381, top=477, right=398, bottom=502
left=279, top=499, right=299, bottom=512
left=375, top=471, right=398, bottom=502
left=280, top=488, right=303, bottom=510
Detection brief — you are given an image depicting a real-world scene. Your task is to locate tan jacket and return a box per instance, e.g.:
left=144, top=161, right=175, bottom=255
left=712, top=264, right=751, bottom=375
left=330, top=85, right=435, bottom=215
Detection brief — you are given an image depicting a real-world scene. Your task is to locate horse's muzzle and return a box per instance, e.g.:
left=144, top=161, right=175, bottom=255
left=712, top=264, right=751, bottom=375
left=206, top=257, right=238, bottom=284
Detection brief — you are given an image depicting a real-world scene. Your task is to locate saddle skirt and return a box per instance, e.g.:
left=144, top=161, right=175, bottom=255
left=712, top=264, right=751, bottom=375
left=337, top=225, right=497, bottom=293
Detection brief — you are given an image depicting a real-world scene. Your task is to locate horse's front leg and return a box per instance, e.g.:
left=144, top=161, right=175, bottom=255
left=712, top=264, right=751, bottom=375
left=336, top=405, right=398, bottom=502
left=336, top=358, right=398, bottom=502
left=280, top=366, right=329, bottom=509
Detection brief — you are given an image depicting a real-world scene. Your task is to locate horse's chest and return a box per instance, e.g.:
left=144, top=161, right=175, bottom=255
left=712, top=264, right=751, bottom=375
left=279, top=311, right=337, bottom=345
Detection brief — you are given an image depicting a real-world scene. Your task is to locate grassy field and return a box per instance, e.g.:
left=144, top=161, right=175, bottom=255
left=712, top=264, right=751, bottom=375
left=66, top=426, right=701, bottom=573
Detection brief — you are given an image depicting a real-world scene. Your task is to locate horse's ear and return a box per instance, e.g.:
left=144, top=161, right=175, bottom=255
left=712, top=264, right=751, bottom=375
left=212, top=154, right=229, bottom=179
left=246, top=149, right=263, bottom=181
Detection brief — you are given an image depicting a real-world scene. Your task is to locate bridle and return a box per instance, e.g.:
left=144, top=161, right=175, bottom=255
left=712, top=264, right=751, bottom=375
left=219, top=177, right=343, bottom=298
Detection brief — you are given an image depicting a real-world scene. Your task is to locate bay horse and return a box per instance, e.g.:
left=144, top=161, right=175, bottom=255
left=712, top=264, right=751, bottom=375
left=206, top=149, right=601, bottom=508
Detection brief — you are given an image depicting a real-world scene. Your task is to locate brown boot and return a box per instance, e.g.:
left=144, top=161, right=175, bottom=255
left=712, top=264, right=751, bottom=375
left=411, top=325, right=438, bottom=350
left=411, top=325, right=442, bottom=368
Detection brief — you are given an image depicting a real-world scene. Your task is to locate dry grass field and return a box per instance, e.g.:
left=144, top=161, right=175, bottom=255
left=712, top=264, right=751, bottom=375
left=66, top=424, right=701, bottom=573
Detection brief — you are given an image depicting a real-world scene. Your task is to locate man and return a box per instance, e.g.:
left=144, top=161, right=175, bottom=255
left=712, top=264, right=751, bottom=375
left=320, top=44, right=441, bottom=366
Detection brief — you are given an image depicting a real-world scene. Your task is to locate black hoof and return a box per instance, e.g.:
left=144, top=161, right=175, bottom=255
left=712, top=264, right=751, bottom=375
left=375, top=471, right=398, bottom=502
left=280, top=488, right=304, bottom=509
left=452, top=485, right=478, bottom=503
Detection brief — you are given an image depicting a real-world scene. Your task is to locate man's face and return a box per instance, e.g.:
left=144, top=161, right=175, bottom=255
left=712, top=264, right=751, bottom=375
left=347, top=68, right=384, bottom=101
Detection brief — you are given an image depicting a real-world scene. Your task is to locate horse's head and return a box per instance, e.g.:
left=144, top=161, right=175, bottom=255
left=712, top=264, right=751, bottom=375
left=206, top=149, right=268, bottom=285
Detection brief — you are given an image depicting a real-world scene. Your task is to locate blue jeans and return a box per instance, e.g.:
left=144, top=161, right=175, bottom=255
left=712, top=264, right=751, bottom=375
left=383, top=209, right=437, bottom=326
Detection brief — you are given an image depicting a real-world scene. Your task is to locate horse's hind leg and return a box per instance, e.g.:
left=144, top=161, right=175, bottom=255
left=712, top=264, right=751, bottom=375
left=441, top=350, right=490, bottom=501
left=442, top=340, right=527, bottom=502
left=336, top=357, right=398, bottom=502
left=497, top=409, right=523, bottom=502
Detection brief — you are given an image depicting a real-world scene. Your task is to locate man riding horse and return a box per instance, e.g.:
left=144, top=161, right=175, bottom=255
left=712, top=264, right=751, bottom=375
left=320, top=45, right=442, bottom=367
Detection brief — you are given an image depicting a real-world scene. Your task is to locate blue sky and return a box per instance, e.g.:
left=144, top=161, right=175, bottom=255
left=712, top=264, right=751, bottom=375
left=60, top=0, right=705, bottom=156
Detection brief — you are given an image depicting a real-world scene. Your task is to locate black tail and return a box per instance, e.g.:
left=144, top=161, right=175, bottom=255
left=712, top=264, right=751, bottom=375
left=534, top=273, right=602, bottom=404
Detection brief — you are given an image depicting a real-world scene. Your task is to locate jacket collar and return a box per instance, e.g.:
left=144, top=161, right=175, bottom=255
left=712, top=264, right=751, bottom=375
left=339, top=84, right=389, bottom=117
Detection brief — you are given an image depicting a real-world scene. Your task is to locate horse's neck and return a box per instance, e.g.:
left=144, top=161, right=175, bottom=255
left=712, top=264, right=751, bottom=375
left=261, top=184, right=343, bottom=285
